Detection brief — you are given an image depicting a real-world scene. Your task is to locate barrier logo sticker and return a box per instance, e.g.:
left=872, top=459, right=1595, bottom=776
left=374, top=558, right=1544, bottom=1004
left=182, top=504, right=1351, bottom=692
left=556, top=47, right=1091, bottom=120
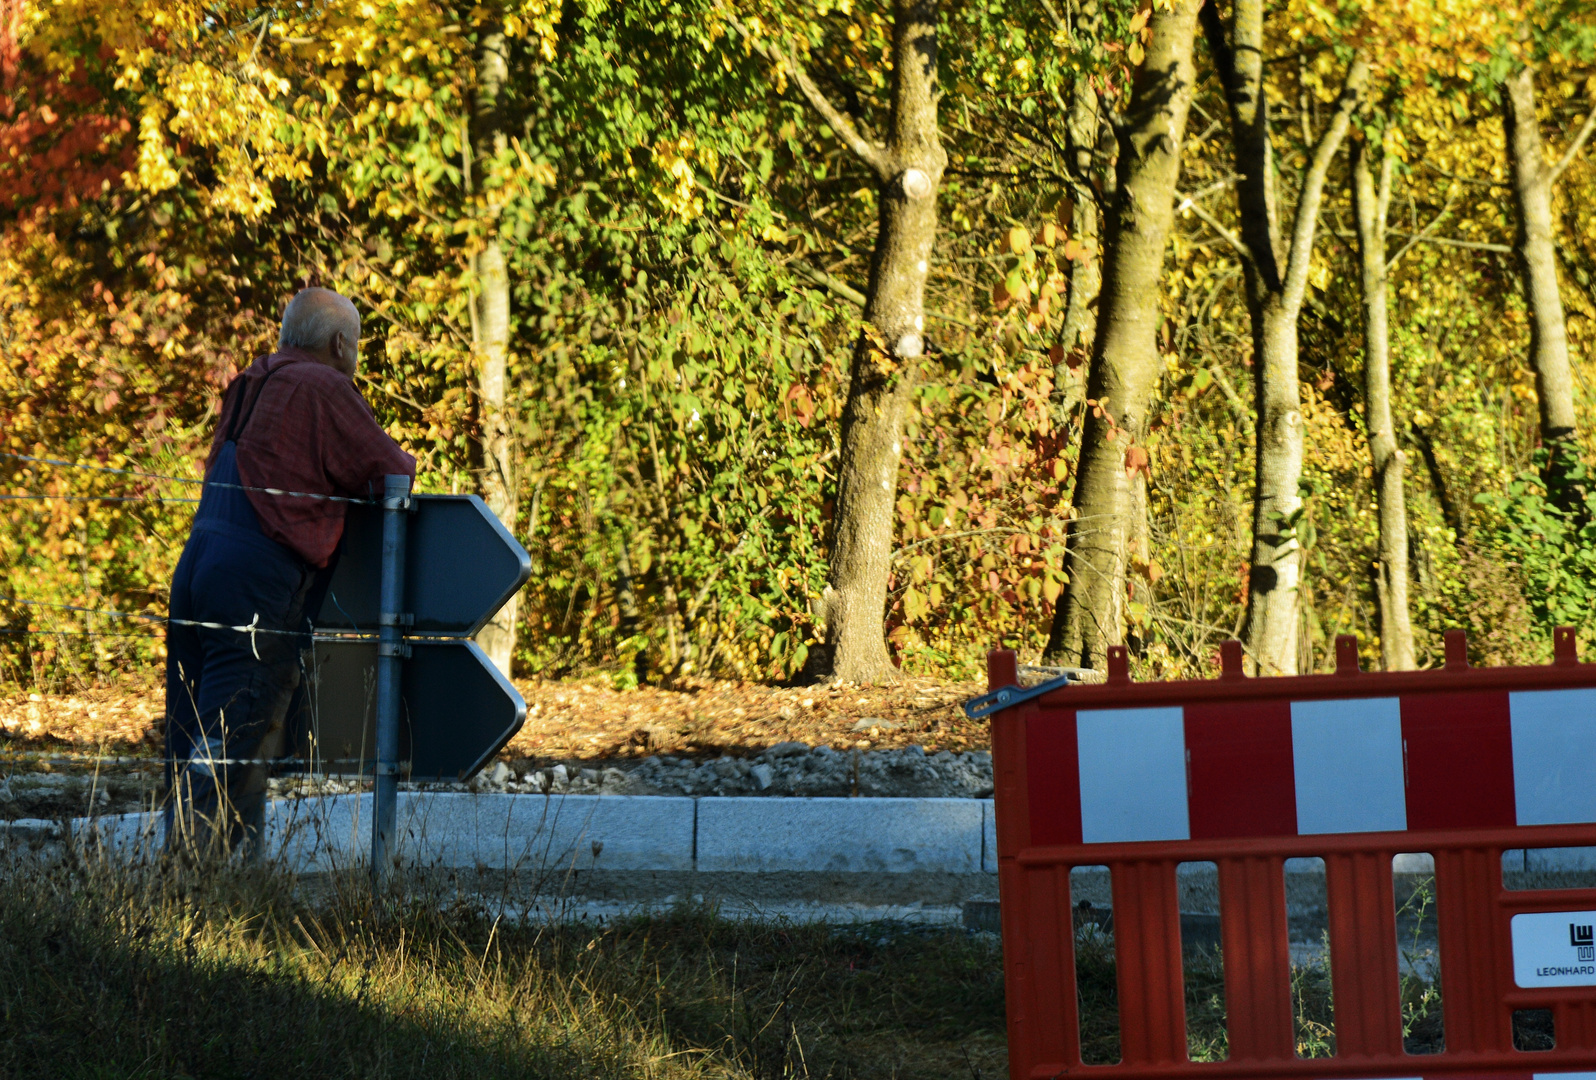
left=1576, top=923, right=1596, bottom=962
left=1514, top=910, right=1596, bottom=986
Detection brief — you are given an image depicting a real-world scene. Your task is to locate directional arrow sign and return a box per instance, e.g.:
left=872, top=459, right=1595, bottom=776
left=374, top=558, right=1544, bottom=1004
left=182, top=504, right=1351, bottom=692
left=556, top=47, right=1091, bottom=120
left=314, top=494, right=531, bottom=636
left=286, top=638, right=526, bottom=781
left=283, top=492, right=532, bottom=781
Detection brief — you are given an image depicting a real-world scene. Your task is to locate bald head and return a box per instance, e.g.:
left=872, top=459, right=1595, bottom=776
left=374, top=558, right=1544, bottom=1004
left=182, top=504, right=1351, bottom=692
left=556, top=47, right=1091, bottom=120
left=278, top=288, right=361, bottom=377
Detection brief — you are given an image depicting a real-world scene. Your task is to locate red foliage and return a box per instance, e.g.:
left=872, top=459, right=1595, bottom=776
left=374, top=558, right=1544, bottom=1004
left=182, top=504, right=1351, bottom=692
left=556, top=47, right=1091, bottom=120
left=0, top=0, right=135, bottom=215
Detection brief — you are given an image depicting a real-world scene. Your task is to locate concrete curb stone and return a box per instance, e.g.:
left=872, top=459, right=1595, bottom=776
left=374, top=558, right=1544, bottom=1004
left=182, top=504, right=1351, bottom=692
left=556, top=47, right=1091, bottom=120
left=696, top=797, right=983, bottom=873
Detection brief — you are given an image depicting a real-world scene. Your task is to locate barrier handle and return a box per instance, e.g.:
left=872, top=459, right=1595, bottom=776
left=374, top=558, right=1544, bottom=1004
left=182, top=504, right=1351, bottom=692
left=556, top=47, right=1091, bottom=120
left=964, top=673, right=1079, bottom=720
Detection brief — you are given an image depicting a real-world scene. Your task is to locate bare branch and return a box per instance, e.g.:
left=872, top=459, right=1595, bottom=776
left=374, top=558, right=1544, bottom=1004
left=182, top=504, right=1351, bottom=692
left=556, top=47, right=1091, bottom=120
left=791, top=259, right=867, bottom=306
left=1387, top=231, right=1512, bottom=255
left=725, top=17, right=893, bottom=179
left=1183, top=174, right=1240, bottom=204
left=1210, top=364, right=1252, bottom=426
left=1386, top=191, right=1457, bottom=272
left=1375, top=142, right=1393, bottom=231
left=1547, top=106, right=1596, bottom=188
left=1176, top=193, right=1255, bottom=269
left=790, top=259, right=973, bottom=329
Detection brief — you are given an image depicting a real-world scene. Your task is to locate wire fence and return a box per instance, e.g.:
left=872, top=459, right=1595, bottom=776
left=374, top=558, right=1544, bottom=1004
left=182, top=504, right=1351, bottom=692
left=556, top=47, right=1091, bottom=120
left=0, top=749, right=384, bottom=768
left=1, top=444, right=398, bottom=778
left=2, top=446, right=386, bottom=645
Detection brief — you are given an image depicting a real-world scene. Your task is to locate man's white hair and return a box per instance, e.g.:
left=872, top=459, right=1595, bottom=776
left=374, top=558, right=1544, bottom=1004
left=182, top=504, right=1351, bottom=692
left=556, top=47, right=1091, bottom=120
left=277, top=288, right=360, bottom=352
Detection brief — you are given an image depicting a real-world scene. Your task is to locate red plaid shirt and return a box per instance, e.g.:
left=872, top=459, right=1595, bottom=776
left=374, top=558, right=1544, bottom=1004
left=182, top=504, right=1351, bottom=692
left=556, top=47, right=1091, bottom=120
left=207, top=348, right=416, bottom=567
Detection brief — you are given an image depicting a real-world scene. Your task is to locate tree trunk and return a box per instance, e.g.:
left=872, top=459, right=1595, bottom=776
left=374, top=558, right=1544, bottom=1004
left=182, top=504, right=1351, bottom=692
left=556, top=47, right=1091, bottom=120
left=1243, top=298, right=1306, bottom=674
left=1204, top=2, right=1366, bottom=673
left=1351, top=139, right=1416, bottom=671
left=469, top=30, right=520, bottom=676
left=1042, top=0, right=1204, bottom=669
left=1503, top=64, right=1582, bottom=495
left=812, top=0, right=946, bottom=684
left=1053, top=22, right=1103, bottom=389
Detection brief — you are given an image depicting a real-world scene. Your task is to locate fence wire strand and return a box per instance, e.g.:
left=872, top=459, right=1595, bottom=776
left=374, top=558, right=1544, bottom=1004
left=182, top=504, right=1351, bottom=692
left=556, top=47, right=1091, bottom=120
left=0, top=493, right=201, bottom=504
left=1, top=449, right=378, bottom=505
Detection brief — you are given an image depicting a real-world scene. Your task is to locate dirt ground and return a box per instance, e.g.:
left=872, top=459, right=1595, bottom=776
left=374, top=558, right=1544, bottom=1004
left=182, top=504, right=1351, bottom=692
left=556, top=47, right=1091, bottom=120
left=0, top=670, right=993, bottom=765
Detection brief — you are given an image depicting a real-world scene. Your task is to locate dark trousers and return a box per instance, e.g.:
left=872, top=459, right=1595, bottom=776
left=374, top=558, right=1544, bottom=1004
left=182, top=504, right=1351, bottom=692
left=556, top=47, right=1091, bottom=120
left=164, top=518, right=313, bottom=856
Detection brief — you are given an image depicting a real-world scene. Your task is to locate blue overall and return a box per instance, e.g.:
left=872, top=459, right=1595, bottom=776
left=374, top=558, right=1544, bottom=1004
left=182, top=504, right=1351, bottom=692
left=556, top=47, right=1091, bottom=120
left=164, top=374, right=317, bottom=855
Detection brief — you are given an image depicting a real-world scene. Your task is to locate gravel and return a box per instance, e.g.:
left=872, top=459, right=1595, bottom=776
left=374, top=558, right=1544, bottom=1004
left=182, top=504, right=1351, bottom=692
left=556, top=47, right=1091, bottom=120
left=436, top=744, right=996, bottom=799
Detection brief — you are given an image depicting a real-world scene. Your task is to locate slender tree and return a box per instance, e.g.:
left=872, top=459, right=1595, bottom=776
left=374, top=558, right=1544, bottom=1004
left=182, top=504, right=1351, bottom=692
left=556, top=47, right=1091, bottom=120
left=1047, top=0, right=1104, bottom=390
left=1502, top=62, right=1596, bottom=502
left=1350, top=136, right=1416, bottom=670
left=739, top=0, right=947, bottom=683
left=469, top=27, right=521, bottom=676
left=1043, top=0, right=1205, bottom=668
left=1199, top=0, right=1366, bottom=673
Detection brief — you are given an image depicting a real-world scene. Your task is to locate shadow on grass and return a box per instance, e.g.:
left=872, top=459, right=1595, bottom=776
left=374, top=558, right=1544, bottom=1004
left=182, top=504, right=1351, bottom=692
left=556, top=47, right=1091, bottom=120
left=0, top=841, right=1008, bottom=1080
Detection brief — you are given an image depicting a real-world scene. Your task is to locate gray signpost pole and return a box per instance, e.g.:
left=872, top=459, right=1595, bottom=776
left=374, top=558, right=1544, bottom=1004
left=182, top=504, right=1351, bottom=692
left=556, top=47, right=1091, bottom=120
left=371, top=474, right=411, bottom=891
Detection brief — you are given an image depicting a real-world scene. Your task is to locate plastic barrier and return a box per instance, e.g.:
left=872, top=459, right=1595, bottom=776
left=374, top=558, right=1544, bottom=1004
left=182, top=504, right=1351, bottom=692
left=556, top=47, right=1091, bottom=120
left=987, top=629, right=1596, bottom=1080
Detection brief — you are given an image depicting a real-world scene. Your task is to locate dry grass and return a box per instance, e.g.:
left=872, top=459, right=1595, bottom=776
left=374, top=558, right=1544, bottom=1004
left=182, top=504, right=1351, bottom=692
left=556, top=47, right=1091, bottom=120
left=1, top=845, right=1483, bottom=1079
left=2, top=835, right=1471, bottom=1078
left=0, top=843, right=1008, bottom=1080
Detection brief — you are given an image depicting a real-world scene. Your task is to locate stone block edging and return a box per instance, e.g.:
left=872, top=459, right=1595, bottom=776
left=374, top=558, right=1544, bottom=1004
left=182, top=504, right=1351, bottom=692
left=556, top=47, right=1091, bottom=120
left=5, top=794, right=996, bottom=876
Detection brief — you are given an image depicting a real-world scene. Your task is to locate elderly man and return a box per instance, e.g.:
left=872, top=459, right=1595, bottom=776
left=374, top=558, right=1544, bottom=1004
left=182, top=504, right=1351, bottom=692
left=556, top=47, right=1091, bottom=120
left=165, top=288, right=415, bottom=855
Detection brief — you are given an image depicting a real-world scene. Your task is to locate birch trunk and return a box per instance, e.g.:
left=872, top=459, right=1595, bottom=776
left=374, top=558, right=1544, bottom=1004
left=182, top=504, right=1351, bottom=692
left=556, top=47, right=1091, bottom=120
left=1203, top=2, right=1366, bottom=673
left=1351, top=140, right=1416, bottom=671
left=1043, top=0, right=1203, bottom=668
left=470, top=30, right=520, bottom=676
left=1503, top=64, right=1583, bottom=498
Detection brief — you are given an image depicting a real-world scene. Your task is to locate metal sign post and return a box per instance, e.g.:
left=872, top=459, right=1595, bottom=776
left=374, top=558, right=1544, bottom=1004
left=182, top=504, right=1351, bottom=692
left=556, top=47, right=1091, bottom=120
left=371, top=474, right=410, bottom=891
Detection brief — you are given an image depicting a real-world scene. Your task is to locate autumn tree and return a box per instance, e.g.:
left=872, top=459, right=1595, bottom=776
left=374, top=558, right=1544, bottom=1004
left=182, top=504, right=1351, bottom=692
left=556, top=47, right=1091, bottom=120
left=736, top=1, right=947, bottom=683
left=468, top=24, right=519, bottom=675
left=1043, top=0, right=1205, bottom=669
left=1350, top=134, right=1416, bottom=669
left=1047, top=0, right=1105, bottom=383
left=1198, top=0, right=1367, bottom=674
left=1501, top=59, right=1596, bottom=501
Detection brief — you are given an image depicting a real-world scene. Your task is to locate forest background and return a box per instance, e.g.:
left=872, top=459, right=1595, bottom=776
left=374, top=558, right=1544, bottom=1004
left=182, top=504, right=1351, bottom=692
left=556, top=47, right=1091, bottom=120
left=2, top=0, right=1595, bottom=692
